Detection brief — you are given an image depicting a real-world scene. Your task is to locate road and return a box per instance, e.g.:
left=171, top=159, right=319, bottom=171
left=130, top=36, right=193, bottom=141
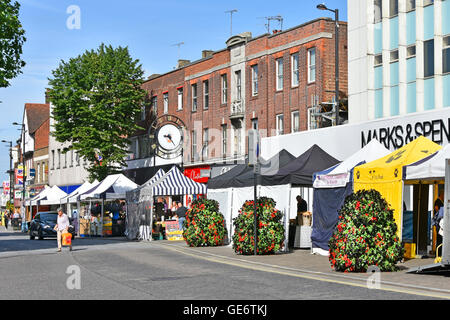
left=0, top=228, right=443, bottom=301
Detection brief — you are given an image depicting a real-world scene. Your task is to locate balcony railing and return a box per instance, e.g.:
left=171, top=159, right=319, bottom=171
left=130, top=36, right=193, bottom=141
left=230, top=100, right=244, bottom=119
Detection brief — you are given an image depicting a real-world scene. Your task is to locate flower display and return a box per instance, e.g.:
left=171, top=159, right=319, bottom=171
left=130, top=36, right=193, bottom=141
left=329, top=189, right=404, bottom=272
left=183, top=198, right=227, bottom=247
left=232, top=197, right=285, bottom=255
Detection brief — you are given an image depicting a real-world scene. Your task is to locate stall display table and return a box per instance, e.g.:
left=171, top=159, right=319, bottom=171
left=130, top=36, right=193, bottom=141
left=294, top=225, right=312, bottom=249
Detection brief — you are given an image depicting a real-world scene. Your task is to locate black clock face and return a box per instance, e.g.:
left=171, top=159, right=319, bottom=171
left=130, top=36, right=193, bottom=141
left=150, top=115, right=185, bottom=159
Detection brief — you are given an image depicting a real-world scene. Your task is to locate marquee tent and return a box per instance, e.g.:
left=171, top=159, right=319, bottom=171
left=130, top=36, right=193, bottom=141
left=26, top=185, right=51, bottom=206
left=59, top=180, right=100, bottom=204
left=233, top=150, right=296, bottom=187
left=262, top=144, right=340, bottom=187
left=207, top=161, right=252, bottom=189
left=311, top=139, right=391, bottom=254
left=353, top=136, right=441, bottom=237
left=403, top=144, right=450, bottom=183
left=79, top=174, right=139, bottom=200
left=39, top=185, right=68, bottom=206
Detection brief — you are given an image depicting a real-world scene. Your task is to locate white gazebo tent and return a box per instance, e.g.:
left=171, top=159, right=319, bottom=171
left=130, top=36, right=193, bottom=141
left=79, top=174, right=139, bottom=236
left=39, top=185, right=68, bottom=206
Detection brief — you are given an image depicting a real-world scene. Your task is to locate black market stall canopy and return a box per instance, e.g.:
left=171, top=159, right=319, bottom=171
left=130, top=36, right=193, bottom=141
left=207, top=160, right=252, bottom=189
left=261, top=144, right=341, bottom=187
left=233, top=149, right=297, bottom=187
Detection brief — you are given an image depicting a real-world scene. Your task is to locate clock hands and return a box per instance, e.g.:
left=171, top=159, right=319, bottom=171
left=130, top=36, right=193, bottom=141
left=164, top=133, right=175, bottom=146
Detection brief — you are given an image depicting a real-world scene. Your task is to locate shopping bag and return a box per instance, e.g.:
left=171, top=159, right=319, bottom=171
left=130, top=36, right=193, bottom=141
left=62, top=232, right=72, bottom=246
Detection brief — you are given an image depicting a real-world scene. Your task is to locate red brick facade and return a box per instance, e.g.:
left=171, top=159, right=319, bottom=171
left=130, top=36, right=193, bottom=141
left=133, top=18, right=348, bottom=168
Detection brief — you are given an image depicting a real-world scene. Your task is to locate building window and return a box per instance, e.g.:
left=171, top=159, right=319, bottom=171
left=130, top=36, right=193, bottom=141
left=57, top=149, right=61, bottom=169
left=191, top=130, right=197, bottom=161
left=235, top=70, right=242, bottom=101
left=389, top=0, right=398, bottom=17
left=291, top=111, right=300, bottom=133
left=163, top=92, right=168, bottom=114
left=374, top=54, right=383, bottom=66
left=406, top=0, right=416, bottom=12
left=374, top=0, right=382, bottom=23
left=424, top=39, right=434, bottom=78
left=251, top=118, right=258, bottom=130
left=291, top=53, right=300, bottom=87
left=221, top=74, right=228, bottom=104
left=221, top=124, right=227, bottom=158
left=76, top=152, right=80, bottom=166
left=390, top=50, right=399, bottom=62
left=42, top=162, right=46, bottom=182
left=423, top=0, right=434, bottom=6
left=192, top=83, right=197, bottom=111
left=51, top=150, right=55, bottom=170
left=177, top=87, right=183, bottom=110
left=276, top=58, right=283, bottom=90
left=308, top=48, right=316, bottom=83
left=203, top=80, right=209, bottom=110
left=202, top=128, right=209, bottom=159
left=443, top=35, right=450, bottom=74
left=140, top=103, right=146, bottom=121
left=151, top=96, right=157, bottom=115
left=276, top=114, right=284, bottom=136
left=63, top=152, right=67, bottom=168
left=407, top=45, right=416, bottom=58
left=251, top=65, right=258, bottom=96
left=36, top=162, right=40, bottom=184
left=69, top=149, right=73, bottom=167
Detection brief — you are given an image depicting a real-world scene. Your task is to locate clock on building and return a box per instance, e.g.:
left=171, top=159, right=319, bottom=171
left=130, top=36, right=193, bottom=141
left=149, top=114, right=185, bottom=159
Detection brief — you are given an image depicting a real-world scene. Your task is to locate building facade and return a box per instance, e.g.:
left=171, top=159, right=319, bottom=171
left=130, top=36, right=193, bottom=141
left=348, top=0, right=450, bottom=123
left=48, top=102, right=90, bottom=193
left=126, top=18, right=348, bottom=183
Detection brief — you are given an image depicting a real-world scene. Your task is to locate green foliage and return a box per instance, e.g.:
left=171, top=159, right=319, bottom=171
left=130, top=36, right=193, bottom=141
left=232, top=197, right=285, bottom=255
left=329, top=189, right=404, bottom=272
left=183, top=198, right=227, bottom=247
left=0, top=0, right=26, bottom=88
left=48, top=44, right=147, bottom=181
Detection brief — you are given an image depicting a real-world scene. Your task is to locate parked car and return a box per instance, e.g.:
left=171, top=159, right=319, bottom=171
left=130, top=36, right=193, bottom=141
left=29, top=211, right=75, bottom=240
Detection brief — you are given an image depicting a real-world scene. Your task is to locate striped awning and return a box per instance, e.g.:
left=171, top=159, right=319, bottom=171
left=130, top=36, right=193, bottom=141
left=151, top=166, right=207, bottom=196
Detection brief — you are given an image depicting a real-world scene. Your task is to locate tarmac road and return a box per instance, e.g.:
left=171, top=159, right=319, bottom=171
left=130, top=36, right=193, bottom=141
left=0, top=228, right=444, bottom=301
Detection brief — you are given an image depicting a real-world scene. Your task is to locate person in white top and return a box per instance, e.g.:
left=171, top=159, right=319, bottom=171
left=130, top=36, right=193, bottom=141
left=54, top=208, right=72, bottom=252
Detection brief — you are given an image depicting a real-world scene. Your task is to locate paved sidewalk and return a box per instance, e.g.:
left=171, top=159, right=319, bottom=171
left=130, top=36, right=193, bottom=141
left=155, top=240, right=450, bottom=297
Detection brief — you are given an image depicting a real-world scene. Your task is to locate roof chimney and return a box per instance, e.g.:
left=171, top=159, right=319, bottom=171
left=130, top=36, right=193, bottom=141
left=177, top=59, right=191, bottom=68
left=202, top=50, right=214, bottom=59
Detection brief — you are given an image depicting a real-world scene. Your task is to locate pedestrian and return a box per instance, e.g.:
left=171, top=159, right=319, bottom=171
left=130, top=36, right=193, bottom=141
left=176, top=202, right=188, bottom=230
left=3, top=212, right=8, bottom=230
left=54, top=207, right=72, bottom=252
left=433, top=190, right=445, bottom=254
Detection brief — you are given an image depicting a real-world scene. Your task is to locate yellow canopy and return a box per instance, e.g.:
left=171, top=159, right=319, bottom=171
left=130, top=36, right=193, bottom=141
left=353, top=136, right=442, bottom=238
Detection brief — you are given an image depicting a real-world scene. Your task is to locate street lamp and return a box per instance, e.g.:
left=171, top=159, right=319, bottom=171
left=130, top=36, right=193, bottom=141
left=12, top=121, right=26, bottom=229
left=2, top=140, right=13, bottom=216
left=317, top=3, right=340, bottom=126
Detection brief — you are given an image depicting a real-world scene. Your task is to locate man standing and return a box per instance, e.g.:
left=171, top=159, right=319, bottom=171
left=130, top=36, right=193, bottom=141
left=54, top=208, right=72, bottom=252
left=176, top=202, right=188, bottom=230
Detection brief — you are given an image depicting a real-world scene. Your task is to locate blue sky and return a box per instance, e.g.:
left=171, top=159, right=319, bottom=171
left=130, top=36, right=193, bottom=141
left=0, top=0, right=347, bottom=183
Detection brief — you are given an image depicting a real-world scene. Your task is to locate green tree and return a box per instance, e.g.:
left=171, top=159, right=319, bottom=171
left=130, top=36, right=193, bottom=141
left=0, top=0, right=26, bottom=88
left=48, top=44, right=147, bottom=181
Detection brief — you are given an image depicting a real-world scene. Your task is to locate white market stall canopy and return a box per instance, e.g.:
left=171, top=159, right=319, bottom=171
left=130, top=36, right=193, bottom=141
left=313, top=139, right=391, bottom=188
left=59, top=180, right=100, bottom=204
left=403, top=144, right=450, bottom=183
left=39, top=185, right=68, bottom=206
left=79, top=174, right=139, bottom=200
left=26, top=185, right=51, bottom=206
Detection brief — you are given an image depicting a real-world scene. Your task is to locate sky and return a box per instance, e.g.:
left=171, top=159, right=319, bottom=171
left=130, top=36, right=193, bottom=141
left=0, top=0, right=347, bottom=183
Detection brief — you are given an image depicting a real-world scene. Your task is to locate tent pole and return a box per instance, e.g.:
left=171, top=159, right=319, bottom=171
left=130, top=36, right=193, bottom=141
left=417, top=183, right=421, bottom=257
left=101, top=198, right=104, bottom=238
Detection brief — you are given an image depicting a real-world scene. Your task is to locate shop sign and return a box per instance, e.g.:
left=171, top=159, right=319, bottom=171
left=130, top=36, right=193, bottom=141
left=361, top=118, right=450, bottom=150
left=184, top=166, right=210, bottom=183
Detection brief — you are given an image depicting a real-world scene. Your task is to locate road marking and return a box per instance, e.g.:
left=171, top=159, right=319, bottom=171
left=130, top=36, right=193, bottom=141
left=157, top=243, right=450, bottom=300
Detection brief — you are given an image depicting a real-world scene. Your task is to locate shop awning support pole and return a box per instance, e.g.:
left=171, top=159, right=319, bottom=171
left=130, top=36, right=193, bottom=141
left=101, top=197, right=104, bottom=237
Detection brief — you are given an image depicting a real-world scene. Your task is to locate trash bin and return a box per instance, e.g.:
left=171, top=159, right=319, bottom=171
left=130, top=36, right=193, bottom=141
left=288, top=223, right=296, bottom=248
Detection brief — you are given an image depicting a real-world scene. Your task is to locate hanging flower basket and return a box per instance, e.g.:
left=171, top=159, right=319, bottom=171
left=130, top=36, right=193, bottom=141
left=183, top=198, right=227, bottom=247
left=232, top=197, right=285, bottom=255
left=329, top=189, right=404, bottom=272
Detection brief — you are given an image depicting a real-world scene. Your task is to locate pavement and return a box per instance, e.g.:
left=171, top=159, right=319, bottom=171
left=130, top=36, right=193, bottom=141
left=2, top=227, right=450, bottom=299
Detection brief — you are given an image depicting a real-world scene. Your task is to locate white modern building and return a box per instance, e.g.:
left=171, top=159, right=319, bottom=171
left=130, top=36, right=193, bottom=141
left=348, top=0, right=450, bottom=123
left=48, top=103, right=90, bottom=194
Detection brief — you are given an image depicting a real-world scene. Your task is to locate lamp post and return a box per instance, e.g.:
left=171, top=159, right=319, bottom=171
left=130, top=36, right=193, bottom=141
left=317, top=3, right=340, bottom=126
left=12, top=122, right=26, bottom=227
left=2, top=140, right=13, bottom=216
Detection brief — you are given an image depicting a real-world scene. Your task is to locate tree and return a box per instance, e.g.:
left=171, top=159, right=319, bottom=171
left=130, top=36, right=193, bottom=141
left=0, top=0, right=26, bottom=88
left=48, top=44, right=147, bottom=181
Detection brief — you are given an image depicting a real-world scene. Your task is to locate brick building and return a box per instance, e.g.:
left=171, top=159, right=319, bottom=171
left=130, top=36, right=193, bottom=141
left=125, top=18, right=348, bottom=184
